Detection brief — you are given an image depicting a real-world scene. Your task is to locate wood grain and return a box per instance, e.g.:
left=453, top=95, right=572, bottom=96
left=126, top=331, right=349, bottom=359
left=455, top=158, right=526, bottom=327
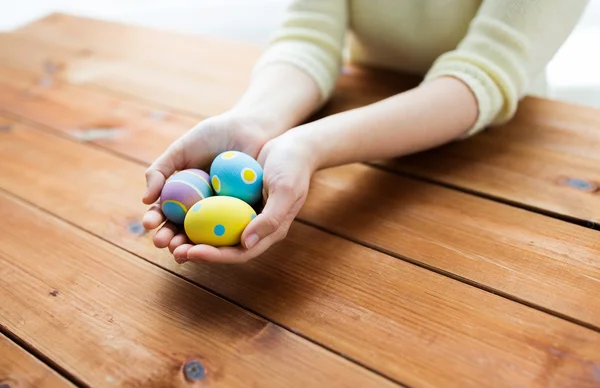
left=8, top=13, right=600, bottom=225
left=2, top=14, right=419, bottom=119
left=0, top=63, right=196, bottom=162
left=0, top=334, right=75, bottom=388
left=1, top=65, right=599, bottom=330
left=0, top=192, right=394, bottom=388
left=372, top=97, right=600, bottom=226
left=7, top=13, right=259, bottom=116
left=2, top=119, right=600, bottom=387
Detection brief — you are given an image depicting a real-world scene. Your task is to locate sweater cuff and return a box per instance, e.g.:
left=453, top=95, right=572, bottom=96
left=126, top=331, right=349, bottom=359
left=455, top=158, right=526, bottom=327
left=423, top=54, right=506, bottom=139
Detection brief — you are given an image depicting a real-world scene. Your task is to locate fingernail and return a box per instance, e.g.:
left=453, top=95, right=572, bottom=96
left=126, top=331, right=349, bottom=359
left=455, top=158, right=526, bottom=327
left=174, top=255, right=188, bottom=264
left=245, top=234, right=259, bottom=249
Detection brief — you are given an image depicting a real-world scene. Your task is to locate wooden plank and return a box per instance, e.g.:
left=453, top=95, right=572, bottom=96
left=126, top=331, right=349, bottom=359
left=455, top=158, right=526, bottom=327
left=1, top=64, right=600, bottom=331
left=9, top=14, right=600, bottom=226
left=0, top=193, right=393, bottom=388
left=0, top=32, right=238, bottom=116
left=2, top=120, right=600, bottom=387
left=0, top=64, right=195, bottom=162
left=3, top=14, right=419, bottom=118
left=15, top=13, right=260, bottom=70
left=0, top=334, right=75, bottom=388
left=3, top=13, right=259, bottom=116
left=0, top=60, right=410, bottom=164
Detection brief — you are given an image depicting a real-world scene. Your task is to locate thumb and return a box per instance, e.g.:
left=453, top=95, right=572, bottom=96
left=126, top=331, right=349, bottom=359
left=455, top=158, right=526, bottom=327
left=241, top=179, right=297, bottom=249
left=143, top=141, right=185, bottom=204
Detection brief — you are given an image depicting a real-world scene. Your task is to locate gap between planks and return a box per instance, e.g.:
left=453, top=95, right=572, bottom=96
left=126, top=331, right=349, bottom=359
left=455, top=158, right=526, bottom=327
left=3, top=102, right=598, bottom=235
left=0, top=188, right=403, bottom=388
left=2, top=110, right=600, bottom=337
left=3, top=117, right=600, bottom=386
left=300, top=217, right=600, bottom=334
left=0, top=186, right=406, bottom=388
left=369, top=162, right=600, bottom=232
left=5, top=16, right=599, bottom=228
left=0, top=36, right=596, bottom=233
left=0, top=56, right=597, bottom=332
left=0, top=326, right=87, bottom=388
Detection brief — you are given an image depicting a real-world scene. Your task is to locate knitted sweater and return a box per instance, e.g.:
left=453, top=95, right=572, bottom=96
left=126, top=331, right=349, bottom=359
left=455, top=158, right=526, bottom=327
left=255, top=0, right=589, bottom=136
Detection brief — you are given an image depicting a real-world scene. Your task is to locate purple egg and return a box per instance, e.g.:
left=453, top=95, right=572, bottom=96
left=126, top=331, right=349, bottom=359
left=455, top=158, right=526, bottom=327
left=160, top=169, right=213, bottom=224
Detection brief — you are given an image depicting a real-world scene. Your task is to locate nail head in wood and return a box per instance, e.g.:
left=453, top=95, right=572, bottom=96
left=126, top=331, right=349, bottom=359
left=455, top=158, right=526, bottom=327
left=128, top=221, right=145, bottom=236
left=566, top=178, right=596, bottom=192
left=183, top=360, right=205, bottom=381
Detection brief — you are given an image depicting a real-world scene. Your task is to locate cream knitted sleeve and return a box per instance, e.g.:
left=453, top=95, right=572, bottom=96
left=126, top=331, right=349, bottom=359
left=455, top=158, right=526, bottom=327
left=424, top=0, right=590, bottom=138
left=253, top=0, right=348, bottom=102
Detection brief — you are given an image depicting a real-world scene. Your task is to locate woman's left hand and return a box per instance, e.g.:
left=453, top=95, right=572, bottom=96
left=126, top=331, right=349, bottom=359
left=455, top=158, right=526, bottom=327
left=173, top=130, right=318, bottom=264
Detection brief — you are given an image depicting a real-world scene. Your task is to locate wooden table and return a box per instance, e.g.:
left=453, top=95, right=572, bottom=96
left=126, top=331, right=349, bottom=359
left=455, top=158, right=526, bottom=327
left=1, top=13, right=600, bottom=388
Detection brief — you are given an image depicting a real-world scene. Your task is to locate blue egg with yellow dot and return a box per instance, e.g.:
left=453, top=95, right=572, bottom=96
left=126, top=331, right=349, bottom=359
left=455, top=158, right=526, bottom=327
left=210, top=151, right=263, bottom=205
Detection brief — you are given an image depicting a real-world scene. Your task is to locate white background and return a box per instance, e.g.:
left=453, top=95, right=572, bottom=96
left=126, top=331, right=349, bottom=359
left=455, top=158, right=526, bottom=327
left=1, top=0, right=599, bottom=107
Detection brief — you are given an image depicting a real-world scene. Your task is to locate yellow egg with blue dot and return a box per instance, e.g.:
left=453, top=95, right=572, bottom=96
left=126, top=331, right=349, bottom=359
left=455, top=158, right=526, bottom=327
left=210, top=151, right=263, bottom=205
left=184, top=196, right=257, bottom=246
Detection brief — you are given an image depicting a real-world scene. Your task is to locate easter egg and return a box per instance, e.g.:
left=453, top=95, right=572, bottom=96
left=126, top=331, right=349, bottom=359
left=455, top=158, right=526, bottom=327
left=210, top=151, right=263, bottom=205
left=184, top=196, right=257, bottom=246
left=160, top=169, right=213, bottom=224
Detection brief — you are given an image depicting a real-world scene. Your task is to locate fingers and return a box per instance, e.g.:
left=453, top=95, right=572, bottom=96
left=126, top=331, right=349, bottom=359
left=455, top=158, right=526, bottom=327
left=170, top=214, right=293, bottom=264
left=143, top=140, right=186, bottom=204
left=241, top=179, right=297, bottom=249
left=153, top=222, right=179, bottom=248
left=173, top=244, right=193, bottom=264
left=143, top=204, right=166, bottom=230
left=143, top=170, right=166, bottom=205
left=169, top=233, right=189, bottom=253
left=182, top=232, right=279, bottom=264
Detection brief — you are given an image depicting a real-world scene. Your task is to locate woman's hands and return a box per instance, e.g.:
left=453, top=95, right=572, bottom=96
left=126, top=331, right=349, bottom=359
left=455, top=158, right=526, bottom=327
left=142, top=75, right=479, bottom=265
left=142, top=112, right=271, bottom=255
left=171, top=132, right=318, bottom=264
left=143, top=114, right=317, bottom=264
left=142, top=63, right=324, bottom=264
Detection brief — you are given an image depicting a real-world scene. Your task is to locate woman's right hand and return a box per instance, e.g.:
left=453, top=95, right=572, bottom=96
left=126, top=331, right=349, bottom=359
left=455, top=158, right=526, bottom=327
left=141, top=112, right=271, bottom=257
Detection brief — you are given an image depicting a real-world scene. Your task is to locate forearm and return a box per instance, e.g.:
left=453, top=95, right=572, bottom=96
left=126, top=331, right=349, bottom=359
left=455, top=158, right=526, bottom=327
left=230, top=0, right=347, bottom=138
left=293, top=76, right=478, bottom=170
left=230, top=63, right=322, bottom=138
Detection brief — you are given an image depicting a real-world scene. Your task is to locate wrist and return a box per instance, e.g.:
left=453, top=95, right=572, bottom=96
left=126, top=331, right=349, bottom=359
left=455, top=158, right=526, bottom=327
left=229, top=63, right=322, bottom=139
left=280, top=121, right=330, bottom=172
left=228, top=105, right=287, bottom=139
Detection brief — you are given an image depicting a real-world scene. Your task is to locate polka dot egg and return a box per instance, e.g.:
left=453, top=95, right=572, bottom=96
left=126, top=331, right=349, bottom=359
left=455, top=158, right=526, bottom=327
left=160, top=169, right=213, bottom=224
left=210, top=151, right=263, bottom=205
left=184, top=196, right=257, bottom=246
